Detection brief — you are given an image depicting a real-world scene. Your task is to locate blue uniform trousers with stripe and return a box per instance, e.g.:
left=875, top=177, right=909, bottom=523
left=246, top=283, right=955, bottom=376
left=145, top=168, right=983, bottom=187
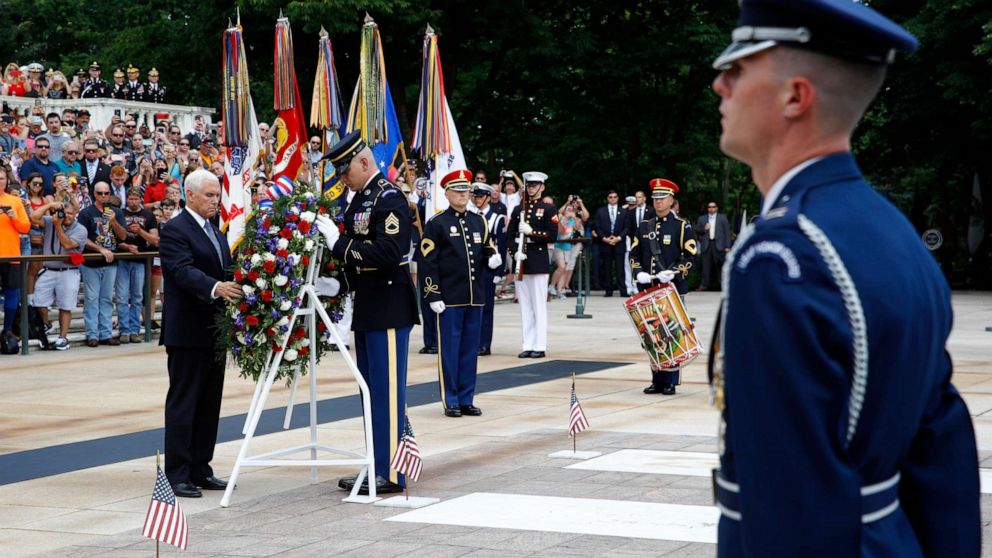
left=437, top=306, right=482, bottom=408
left=354, top=326, right=411, bottom=486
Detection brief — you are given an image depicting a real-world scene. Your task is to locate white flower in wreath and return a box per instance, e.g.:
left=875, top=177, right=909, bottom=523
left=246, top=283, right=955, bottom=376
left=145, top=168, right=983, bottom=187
left=304, top=239, right=314, bottom=251
left=301, top=338, right=311, bottom=347
left=237, top=333, right=247, bottom=345
left=242, top=285, right=255, bottom=296
left=279, top=299, right=292, bottom=311
left=268, top=226, right=280, bottom=235
left=294, top=230, right=303, bottom=239
left=277, top=316, right=290, bottom=327
left=255, top=278, right=267, bottom=289
left=277, top=238, right=289, bottom=250
left=300, top=211, right=316, bottom=223
left=274, top=274, right=289, bottom=287
left=263, top=253, right=276, bottom=262
left=288, top=253, right=300, bottom=265
left=250, top=254, right=262, bottom=266
left=288, top=205, right=300, bottom=215
left=284, top=348, right=299, bottom=362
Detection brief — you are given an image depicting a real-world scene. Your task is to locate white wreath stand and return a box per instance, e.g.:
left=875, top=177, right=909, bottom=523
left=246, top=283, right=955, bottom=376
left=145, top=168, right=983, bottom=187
left=220, top=244, right=379, bottom=507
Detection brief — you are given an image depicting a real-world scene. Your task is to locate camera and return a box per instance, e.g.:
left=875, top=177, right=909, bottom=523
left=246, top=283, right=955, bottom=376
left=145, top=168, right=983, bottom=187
left=56, top=209, right=65, bottom=218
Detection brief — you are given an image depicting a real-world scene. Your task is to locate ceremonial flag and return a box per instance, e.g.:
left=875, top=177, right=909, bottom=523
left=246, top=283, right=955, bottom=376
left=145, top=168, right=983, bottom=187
left=388, top=416, right=423, bottom=482
left=345, top=15, right=406, bottom=182
left=271, top=15, right=308, bottom=196
left=142, top=466, right=188, bottom=551
left=310, top=27, right=346, bottom=199
left=568, top=376, right=590, bottom=437
left=412, top=25, right=465, bottom=218
left=220, top=20, right=262, bottom=251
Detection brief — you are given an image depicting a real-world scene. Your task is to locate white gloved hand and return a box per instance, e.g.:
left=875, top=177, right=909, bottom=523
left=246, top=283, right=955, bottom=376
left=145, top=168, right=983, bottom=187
left=636, top=272, right=653, bottom=284
left=315, top=215, right=340, bottom=247
left=493, top=275, right=504, bottom=284
left=514, top=251, right=527, bottom=262
left=519, top=222, right=533, bottom=235
left=430, top=301, right=446, bottom=314
left=656, top=270, right=676, bottom=283
left=314, top=277, right=340, bottom=297
left=488, top=253, right=503, bottom=270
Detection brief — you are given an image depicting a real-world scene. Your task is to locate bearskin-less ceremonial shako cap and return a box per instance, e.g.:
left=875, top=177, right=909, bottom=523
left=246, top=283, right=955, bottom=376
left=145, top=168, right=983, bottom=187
left=441, top=169, right=473, bottom=191
left=650, top=178, right=679, bottom=199
left=712, top=0, right=919, bottom=70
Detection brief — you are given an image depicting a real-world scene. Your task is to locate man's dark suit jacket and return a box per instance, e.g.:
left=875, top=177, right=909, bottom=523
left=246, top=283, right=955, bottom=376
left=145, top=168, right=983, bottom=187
left=81, top=160, right=112, bottom=203
left=695, top=212, right=732, bottom=253
left=593, top=205, right=630, bottom=252
left=159, top=209, right=232, bottom=348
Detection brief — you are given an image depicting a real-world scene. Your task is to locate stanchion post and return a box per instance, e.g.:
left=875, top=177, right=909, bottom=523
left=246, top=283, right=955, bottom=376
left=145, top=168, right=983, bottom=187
left=19, top=262, right=29, bottom=355
left=567, top=240, right=592, bottom=319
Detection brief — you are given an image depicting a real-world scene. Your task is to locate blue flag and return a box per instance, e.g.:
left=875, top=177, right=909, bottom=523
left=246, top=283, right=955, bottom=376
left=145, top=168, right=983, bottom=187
left=370, top=80, right=404, bottom=178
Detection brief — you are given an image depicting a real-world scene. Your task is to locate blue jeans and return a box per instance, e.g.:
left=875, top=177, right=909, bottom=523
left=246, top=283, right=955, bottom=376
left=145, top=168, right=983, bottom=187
left=115, top=260, right=144, bottom=335
left=81, top=264, right=118, bottom=341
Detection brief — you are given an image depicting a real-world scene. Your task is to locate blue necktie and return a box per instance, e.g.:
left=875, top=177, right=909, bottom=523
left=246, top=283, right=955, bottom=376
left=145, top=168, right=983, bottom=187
left=203, top=222, right=223, bottom=265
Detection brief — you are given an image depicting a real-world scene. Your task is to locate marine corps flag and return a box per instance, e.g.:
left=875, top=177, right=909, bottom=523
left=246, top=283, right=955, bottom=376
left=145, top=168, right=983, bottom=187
left=221, top=19, right=262, bottom=251
left=271, top=14, right=308, bottom=196
left=412, top=25, right=465, bottom=218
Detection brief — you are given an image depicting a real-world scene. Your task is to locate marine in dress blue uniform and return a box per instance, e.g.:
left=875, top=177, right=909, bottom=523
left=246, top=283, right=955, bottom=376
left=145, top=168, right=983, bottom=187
left=709, top=2, right=979, bottom=556
left=80, top=61, right=111, bottom=99
left=420, top=170, right=501, bottom=417
left=473, top=182, right=506, bottom=356
left=316, top=131, right=419, bottom=495
left=629, top=179, right=696, bottom=395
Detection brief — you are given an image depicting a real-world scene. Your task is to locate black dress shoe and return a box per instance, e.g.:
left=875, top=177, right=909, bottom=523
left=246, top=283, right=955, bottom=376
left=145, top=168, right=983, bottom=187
left=604, top=292, right=614, bottom=298
left=528, top=351, right=546, bottom=358
left=518, top=350, right=533, bottom=358
left=444, top=406, right=462, bottom=417
left=661, top=385, right=677, bottom=395
left=460, top=405, right=482, bottom=416
left=193, top=476, right=228, bottom=490
left=338, top=475, right=358, bottom=489
left=330, top=344, right=350, bottom=352
left=172, top=482, right=202, bottom=498
left=478, top=347, right=491, bottom=356
left=357, top=475, right=404, bottom=495
left=643, top=384, right=661, bottom=394
left=419, top=346, right=438, bottom=354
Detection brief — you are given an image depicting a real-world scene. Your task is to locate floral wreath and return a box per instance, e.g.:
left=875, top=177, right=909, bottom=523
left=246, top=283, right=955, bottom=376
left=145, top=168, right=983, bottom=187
left=216, top=184, right=345, bottom=384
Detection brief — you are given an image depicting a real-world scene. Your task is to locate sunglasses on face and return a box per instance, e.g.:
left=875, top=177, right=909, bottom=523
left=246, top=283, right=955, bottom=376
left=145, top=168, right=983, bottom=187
left=36, top=145, right=50, bottom=149
left=125, top=124, right=136, bottom=128
left=179, top=142, right=189, bottom=146
left=95, top=191, right=111, bottom=196
left=30, top=181, right=42, bottom=186
left=112, top=134, right=124, bottom=137
left=85, top=148, right=98, bottom=153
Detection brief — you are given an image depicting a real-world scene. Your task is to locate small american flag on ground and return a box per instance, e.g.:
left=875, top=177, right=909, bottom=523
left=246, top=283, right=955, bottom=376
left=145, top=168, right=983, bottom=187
left=569, top=377, right=590, bottom=437
left=389, top=416, right=423, bottom=482
left=142, top=466, right=188, bottom=551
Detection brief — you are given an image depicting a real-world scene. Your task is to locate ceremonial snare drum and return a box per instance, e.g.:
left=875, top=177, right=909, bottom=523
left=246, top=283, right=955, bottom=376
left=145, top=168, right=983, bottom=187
left=624, top=285, right=701, bottom=369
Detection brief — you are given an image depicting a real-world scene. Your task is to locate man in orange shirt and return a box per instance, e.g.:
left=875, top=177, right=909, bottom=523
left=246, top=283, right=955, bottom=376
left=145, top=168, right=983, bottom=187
left=1, top=166, right=31, bottom=346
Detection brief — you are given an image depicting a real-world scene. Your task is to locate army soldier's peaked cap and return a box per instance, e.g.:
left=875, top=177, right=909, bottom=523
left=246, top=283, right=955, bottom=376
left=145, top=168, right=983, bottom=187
left=322, top=130, right=366, bottom=166
left=88, top=61, right=100, bottom=70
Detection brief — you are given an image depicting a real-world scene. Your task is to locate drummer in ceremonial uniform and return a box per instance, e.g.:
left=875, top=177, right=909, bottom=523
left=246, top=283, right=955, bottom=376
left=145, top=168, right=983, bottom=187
left=709, top=1, right=979, bottom=555
left=80, top=61, right=110, bottom=98
left=472, top=181, right=506, bottom=356
left=506, top=171, right=558, bottom=358
left=630, top=178, right=696, bottom=395
left=315, top=130, right=418, bottom=495
left=420, top=169, right=501, bottom=417
left=143, top=68, right=166, bottom=103
left=123, top=65, right=145, bottom=101
left=111, top=68, right=126, bottom=99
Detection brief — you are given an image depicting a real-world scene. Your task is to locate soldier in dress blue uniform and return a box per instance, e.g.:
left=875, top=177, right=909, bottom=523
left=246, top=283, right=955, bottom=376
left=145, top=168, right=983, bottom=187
left=123, top=66, right=146, bottom=102
left=80, top=61, right=111, bottom=99
left=708, top=1, right=980, bottom=556
left=506, top=172, right=558, bottom=358
left=111, top=68, right=127, bottom=99
left=629, top=178, right=696, bottom=395
left=473, top=182, right=506, bottom=356
left=143, top=68, right=167, bottom=103
left=315, top=130, right=419, bottom=495
left=420, top=169, right=502, bottom=417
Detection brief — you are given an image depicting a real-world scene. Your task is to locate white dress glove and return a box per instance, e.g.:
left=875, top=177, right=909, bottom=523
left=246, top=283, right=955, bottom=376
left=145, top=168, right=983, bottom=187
left=315, top=215, right=340, bottom=247
left=430, top=301, right=446, bottom=314
left=493, top=275, right=504, bottom=284
left=656, top=270, right=676, bottom=283
left=636, top=272, right=653, bottom=284
left=519, top=222, right=533, bottom=235
left=488, top=253, right=503, bottom=270
left=314, top=277, right=341, bottom=297
left=514, top=251, right=527, bottom=262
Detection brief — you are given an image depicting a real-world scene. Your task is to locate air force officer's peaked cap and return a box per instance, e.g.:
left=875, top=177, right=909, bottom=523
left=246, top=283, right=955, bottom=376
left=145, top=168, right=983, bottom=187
left=322, top=130, right=367, bottom=165
left=712, top=0, right=920, bottom=70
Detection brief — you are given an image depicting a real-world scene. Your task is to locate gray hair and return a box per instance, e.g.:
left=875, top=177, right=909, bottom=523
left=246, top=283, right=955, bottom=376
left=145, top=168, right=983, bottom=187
left=184, top=168, right=219, bottom=193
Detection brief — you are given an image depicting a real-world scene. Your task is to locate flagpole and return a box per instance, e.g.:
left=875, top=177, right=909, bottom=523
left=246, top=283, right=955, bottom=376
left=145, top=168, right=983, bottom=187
left=572, top=374, right=577, bottom=454
left=156, top=450, right=160, bottom=558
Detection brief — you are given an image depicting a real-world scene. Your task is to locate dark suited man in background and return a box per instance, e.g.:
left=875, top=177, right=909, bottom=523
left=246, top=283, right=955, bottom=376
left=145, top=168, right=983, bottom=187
left=159, top=168, right=242, bottom=498
left=593, top=190, right=630, bottom=297
left=695, top=201, right=731, bottom=290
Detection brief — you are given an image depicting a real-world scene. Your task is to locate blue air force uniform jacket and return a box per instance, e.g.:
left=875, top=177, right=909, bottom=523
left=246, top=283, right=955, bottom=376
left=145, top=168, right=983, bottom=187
left=506, top=200, right=558, bottom=275
left=419, top=207, right=497, bottom=307
left=711, top=153, right=979, bottom=557
left=628, top=213, right=696, bottom=295
left=330, top=172, right=419, bottom=332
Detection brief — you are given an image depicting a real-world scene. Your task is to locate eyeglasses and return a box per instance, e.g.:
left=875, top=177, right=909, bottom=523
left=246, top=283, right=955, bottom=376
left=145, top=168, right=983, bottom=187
left=36, top=145, right=50, bottom=149
left=179, top=142, right=189, bottom=146
left=125, top=124, right=136, bottom=128
left=95, top=191, right=111, bottom=196
left=169, top=131, right=180, bottom=136
left=112, top=133, right=124, bottom=137
left=708, top=205, right=717, bottom=209
left=30, top=181, right=42, bottom=186
left=310, top=141, right=321, bottom=146
left=64, top=151, right=79, bottom=155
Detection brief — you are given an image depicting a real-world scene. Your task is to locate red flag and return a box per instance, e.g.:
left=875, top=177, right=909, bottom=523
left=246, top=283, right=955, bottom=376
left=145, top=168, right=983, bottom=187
left=272, top=16, right=308, bottom=185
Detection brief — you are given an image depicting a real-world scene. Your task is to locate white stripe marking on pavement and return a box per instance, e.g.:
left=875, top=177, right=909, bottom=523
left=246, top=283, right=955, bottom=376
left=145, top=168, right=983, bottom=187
left=565, top=449, right=718, bottom=477
left=385, top=492, right=719, bottom=543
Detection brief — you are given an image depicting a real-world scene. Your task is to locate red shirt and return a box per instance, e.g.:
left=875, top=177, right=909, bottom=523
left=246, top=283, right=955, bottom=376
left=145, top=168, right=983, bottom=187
left=143, top=181, right=169, bottom=205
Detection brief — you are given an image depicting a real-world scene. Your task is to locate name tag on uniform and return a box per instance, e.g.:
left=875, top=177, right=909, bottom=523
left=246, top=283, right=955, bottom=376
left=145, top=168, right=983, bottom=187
left=473, top=232, right=482, bottom=244
left=663, top=234, right=672, bottom=245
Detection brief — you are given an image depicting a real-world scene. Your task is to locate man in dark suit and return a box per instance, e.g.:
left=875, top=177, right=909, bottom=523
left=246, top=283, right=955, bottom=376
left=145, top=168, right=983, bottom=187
left=592, top=191, right=630, bottom=297
left=80, top=138, right=111, bottom=203
left=695, top=200, right=731, bottom=290
left=159, top=169, right=242, bottom=498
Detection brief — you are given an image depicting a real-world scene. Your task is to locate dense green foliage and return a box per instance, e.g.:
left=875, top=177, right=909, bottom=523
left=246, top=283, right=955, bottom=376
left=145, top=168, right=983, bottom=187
left=2, top=0, right=990, bottom=284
